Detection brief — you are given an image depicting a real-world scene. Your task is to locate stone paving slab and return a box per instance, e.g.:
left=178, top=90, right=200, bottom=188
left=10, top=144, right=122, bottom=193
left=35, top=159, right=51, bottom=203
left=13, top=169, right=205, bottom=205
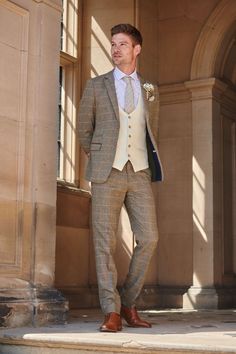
left=0, top=309, right=236, bottom=353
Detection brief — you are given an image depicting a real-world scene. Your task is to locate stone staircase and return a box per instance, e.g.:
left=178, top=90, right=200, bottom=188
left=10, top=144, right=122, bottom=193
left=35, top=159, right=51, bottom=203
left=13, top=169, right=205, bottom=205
left=0, top=309, right=236, bottom=354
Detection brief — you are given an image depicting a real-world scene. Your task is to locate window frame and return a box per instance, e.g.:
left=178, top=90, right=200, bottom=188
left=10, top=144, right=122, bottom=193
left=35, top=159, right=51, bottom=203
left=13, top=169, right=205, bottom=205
left=57, top=0, right=81, bottom=187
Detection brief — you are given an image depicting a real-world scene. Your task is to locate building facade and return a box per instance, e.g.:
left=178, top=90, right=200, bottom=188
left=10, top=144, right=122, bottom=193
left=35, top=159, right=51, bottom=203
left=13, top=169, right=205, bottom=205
left=0, top=0, right=235, bottom=327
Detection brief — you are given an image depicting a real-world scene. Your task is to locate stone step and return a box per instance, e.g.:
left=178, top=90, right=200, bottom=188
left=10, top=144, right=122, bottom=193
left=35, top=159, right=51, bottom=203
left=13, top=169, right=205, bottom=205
left=1, top=336, right=236, bottom=354
left=0, top=309, right=236, bottom=354
left=1, top=342, right=235, bottom=354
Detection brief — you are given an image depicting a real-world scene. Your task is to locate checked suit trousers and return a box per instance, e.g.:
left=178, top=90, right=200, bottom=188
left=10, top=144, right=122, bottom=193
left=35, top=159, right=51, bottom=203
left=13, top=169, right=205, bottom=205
left=91, top=162, right=159, bottom=314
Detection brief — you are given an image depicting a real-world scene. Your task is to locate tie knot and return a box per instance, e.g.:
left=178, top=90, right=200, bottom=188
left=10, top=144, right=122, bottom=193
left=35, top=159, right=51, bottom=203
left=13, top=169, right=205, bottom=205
left=123, top=76, right=132, bottom=84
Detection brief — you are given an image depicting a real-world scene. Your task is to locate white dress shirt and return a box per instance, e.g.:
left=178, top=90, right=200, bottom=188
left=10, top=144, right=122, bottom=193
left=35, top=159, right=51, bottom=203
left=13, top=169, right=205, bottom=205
left=113, top=67, right=141, bottom=110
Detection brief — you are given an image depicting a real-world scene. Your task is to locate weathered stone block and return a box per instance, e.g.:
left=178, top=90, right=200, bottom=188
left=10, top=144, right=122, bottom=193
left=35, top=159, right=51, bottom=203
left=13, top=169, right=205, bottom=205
left=0, top=285, right=68, bottom=328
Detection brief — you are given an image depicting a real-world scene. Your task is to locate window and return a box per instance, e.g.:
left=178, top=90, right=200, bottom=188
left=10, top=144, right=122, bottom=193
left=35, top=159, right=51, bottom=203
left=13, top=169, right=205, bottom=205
left=57, top=0, right=80, bottom=185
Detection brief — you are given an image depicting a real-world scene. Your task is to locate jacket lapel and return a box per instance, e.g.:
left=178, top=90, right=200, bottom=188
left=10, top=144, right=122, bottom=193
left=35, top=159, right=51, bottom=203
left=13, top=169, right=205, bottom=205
left=104, top=70, right=119, bottom=121
left=139, top=76, right=149, bottom=123
left=104, top=71, right=151, bottom=123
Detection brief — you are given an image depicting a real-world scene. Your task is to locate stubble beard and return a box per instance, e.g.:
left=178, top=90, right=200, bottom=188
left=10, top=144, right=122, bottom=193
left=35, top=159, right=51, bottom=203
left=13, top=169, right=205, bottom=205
left=112, top=55, right=122, bottom=66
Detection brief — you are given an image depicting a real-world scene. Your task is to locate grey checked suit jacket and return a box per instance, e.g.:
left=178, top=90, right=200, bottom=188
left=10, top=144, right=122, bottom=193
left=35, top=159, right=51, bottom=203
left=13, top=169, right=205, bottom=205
left=78, top=70, right=163, bottom=183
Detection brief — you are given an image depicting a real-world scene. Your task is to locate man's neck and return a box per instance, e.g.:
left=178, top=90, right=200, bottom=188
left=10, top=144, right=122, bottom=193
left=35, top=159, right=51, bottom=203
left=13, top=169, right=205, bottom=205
left=116, top=64, right=136, bottom=76
left=115, top=66, right=137, bottom=78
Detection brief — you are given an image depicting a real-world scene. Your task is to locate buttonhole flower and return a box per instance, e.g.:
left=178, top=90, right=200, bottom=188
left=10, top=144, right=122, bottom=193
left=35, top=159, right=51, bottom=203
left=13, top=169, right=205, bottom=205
left=143, top=82, right=155, bottom=101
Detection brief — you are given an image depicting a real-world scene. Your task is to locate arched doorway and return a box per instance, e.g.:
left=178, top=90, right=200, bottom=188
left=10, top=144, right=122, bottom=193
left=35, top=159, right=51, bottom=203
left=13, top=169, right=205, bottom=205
left=184, top=0, right=236, bottom=308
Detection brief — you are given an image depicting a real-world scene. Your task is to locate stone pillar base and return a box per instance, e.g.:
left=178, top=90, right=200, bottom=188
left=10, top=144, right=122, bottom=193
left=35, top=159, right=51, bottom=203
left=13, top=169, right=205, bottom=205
left=137, top=286, right=189, bottom=309
left=183, top=286, right=236, bottom=309
left=0, top=283, right=68, bottom=328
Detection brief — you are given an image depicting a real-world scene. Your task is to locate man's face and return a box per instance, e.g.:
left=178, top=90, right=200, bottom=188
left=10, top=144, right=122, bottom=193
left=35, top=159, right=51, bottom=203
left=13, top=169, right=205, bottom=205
left=111, top=33, right=141, bottom=68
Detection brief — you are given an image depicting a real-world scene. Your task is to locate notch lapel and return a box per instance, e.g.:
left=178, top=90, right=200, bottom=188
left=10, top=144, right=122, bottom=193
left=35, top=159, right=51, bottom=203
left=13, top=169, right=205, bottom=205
left=104, top=70, right=119, bottom=121
left=139, top=76, right=149, bottom=123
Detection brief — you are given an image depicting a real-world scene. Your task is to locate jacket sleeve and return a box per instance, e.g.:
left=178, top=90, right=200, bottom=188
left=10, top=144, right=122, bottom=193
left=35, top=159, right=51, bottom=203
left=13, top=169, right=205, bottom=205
left=78, top=79, right=95, bottom=154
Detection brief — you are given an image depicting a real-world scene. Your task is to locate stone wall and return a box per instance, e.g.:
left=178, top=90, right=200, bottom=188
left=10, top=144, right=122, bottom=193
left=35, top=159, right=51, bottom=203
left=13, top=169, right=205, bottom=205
left=0, top=0, right=68, bottom=327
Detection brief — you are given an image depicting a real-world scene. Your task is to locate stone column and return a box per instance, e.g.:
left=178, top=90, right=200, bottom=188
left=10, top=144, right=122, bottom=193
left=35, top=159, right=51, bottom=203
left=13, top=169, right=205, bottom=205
left=183, top=78, right=228, bottom=308
left=0, top=0, right=67, bottom=327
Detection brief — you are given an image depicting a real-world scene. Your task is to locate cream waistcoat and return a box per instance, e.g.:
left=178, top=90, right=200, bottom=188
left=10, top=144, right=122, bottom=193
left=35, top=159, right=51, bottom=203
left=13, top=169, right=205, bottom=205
left=112, top=94, right=149, bottom=172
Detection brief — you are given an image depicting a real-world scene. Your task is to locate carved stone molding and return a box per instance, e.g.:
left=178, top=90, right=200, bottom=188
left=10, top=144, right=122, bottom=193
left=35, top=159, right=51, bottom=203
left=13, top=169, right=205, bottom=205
left=191, top=0, right=236, bottom=79
left=33, top=0, right=62, bottom=12
left=185, top=77, right=236, bottom=118
left=159, top=83, right=191, bottom=105
left=185, top=78, right=228, bottom=102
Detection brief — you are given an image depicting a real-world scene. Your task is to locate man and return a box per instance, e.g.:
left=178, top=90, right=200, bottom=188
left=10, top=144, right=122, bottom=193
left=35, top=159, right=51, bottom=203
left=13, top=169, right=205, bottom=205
left=78, top=24, right=163, bottom=332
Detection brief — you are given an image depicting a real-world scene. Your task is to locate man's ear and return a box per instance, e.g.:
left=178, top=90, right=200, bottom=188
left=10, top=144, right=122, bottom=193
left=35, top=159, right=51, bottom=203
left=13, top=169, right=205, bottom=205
left=134, top=44, right=142, bottom=56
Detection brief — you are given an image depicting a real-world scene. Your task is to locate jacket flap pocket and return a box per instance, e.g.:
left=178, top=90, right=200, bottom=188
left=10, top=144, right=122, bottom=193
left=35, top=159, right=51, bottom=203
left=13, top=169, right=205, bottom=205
left=90, top=143, right=102, bottom=151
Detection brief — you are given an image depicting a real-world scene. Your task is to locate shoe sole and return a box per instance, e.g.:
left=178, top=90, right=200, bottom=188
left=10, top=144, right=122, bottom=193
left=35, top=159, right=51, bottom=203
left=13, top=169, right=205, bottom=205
left=100, top=327, right=122, bottom=332
left=126, top=324, right=152, bottom=328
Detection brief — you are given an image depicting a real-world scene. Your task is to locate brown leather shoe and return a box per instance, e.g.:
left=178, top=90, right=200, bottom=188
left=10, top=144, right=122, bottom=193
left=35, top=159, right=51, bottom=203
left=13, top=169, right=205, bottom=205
left=100, top=312, right=122, bottom=332
left=121, top=305, right=152, bottom=328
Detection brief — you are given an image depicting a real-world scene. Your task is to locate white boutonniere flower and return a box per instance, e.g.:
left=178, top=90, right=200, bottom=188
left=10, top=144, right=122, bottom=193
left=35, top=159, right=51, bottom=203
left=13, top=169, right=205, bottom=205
left=143, top=82, right=155, bottom=101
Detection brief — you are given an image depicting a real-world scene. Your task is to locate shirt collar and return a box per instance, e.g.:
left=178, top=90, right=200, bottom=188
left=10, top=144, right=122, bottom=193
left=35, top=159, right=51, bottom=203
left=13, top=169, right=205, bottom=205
left=114, top=67, right=139, bottom=81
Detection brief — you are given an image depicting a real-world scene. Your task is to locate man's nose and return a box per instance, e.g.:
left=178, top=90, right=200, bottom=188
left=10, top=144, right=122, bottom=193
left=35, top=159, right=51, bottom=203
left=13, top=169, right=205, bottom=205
left=113, top=46, right=120, bottom=53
